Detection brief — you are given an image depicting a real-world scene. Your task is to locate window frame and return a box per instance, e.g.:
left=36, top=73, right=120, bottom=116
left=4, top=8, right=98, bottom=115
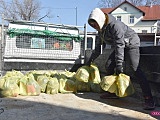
left=124, top=7, right=127, bottom=11
left=117, top=16, right=122, bottom=21
left=129, top=15, right=134, bottom=24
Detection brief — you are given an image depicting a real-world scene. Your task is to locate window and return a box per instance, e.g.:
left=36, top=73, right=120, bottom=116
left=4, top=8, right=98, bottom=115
left=117, top=16, right=121, bottom=21
left=129, top=16, right=134, bottom=24
left=124, top=7, right=127, bottom=11
left=142, top=30, right=147, bottom=33
left=158, top=39, right=160, bottom=46
left=87, top=37, right=93, bottom=49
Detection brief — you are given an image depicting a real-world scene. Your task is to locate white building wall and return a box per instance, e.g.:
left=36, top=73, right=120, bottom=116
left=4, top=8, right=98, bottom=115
left=131, top=21, right=158, bottom=33
left=110, top=3, right=158, bottom=33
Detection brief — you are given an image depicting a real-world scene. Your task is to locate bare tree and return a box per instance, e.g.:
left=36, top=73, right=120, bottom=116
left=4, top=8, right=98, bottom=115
left=145, top=0, right=160, bottom=5
left=97, top=0, right=112, bottom=8
left=97, top=0, right=160, bottom=8
left=128, top=0, right=144, bottom=6
left=0, top=0, right=51, bottom=21
left=98, top=0, right=124, bottom=8
left=111, top=0, right=124, bottom=7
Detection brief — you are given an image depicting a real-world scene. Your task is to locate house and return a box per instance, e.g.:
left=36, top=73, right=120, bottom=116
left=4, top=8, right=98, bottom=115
left=101, top=0, right=160, bottom=46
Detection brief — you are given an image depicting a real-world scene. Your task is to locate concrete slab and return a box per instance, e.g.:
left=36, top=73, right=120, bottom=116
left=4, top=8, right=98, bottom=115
left=0, top=92, right=159, bottom=120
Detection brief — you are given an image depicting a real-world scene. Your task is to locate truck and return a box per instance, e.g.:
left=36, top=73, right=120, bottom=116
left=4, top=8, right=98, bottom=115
left=1, top=19, right=89, bottom=73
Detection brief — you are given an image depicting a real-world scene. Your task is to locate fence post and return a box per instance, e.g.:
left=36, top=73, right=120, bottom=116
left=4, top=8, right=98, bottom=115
left=83, top=23, right=87, bottom=64
left=1, top=14, right=4, bottom=76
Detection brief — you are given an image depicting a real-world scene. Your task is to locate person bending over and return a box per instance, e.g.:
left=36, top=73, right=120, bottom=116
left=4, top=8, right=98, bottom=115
left=87, top=8, right=155, bottom=110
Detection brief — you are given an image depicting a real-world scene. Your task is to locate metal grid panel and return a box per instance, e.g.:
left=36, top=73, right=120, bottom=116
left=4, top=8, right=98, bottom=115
left=4, top=34, right=81, bottom=60
left=16, top=35, right=73, bottom=51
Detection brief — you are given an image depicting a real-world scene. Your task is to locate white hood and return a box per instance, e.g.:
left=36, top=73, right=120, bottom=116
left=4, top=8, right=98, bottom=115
left=88, top=8, right=105, bottom=30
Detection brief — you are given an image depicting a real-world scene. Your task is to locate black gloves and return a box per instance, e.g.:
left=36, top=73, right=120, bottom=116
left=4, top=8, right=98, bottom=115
left=115, top=65, right=123, bottom=75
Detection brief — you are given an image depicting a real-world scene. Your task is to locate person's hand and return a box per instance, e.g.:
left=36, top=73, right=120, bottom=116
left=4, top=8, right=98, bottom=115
left=115, top=65, right=123, bottom=75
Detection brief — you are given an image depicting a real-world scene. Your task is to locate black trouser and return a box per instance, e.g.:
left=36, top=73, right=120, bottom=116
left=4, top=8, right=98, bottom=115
left=105, top=47, right=152, bottom=97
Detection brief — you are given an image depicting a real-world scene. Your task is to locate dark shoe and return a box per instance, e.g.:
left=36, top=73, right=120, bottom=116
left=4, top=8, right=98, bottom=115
left=143, top=97, right=155, bottom=110
left=100, top=92, right=119, bottom=99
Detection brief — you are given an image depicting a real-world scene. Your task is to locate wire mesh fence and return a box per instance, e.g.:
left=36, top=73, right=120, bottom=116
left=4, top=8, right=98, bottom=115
left=1, top=20, right=86, bottom=73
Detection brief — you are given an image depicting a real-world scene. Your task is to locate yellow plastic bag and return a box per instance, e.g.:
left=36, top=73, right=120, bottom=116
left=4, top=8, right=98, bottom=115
left=74, top=63, right=101, bottom=92
left=46, top=77, right=59, bottom=95
left=75, top=80, right=90, bottom=92
left=116, top=74, right=135, bottom=97
left=89, top=63, right=101, bottom=84
left=19, top=74, right=41, bottom=96
left=37, top=75, right=50, bottom=93
left=59, top=74, right=77, bottom=93
left=61, top=70, right=76, bottom=78
left=100, top=74, right=135, bottom=97
left=74, top=66, right=90, bottom=82
left=0, top=77, right=19, bottom=97
left=100, top=75, right=117, bottom=93
left=0, top=78, right=6, bottom=89
left=75, top=63, right=101, bottom=83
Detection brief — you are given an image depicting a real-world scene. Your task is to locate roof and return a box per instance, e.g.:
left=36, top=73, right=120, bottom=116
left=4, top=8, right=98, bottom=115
left=101, top=8, right=114, bottom=14
left=101, top=0, right=145, bottom=14
left=101, top=1, right=160, bottom=21
left=138, top=5, right=160, bottom=20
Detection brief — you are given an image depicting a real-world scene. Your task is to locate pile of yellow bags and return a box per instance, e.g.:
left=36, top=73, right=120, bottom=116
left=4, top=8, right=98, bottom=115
left=0, top=63, right=135, bottom=98
left=0, top=63, right=102, bottom=97
left=74, top=63, right=102, bottom=93
left=100, top=73, right=135, bottom=97
left=0, top=70, right=24, bottom=97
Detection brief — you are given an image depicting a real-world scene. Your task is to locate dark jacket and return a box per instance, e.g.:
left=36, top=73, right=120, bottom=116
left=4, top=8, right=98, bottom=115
left=88, top=9, right=140, bottom=66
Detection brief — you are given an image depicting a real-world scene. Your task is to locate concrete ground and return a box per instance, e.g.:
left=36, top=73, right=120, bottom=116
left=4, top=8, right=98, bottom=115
left=0, top=92, right=159, bottom=120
